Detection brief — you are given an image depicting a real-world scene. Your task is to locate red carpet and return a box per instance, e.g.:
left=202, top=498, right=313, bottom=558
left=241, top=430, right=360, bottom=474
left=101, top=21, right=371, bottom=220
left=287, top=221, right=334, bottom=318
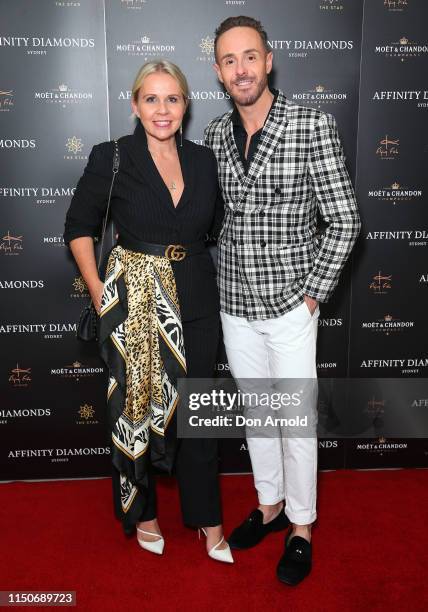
left=1, top=470, right=427, bottom=611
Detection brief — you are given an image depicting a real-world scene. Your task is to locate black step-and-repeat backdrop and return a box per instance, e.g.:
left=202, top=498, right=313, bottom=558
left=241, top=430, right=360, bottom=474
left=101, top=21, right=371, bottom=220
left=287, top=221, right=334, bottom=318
left=1, top=0, right=427, bottom=481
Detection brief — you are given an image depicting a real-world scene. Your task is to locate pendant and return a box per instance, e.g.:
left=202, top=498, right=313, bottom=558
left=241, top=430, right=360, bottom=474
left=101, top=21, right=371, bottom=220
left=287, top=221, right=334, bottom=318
left=170, top=181, right=177, bottom=191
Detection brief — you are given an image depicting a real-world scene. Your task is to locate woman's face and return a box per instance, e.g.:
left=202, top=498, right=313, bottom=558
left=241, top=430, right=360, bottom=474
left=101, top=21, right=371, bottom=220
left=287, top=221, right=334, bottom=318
left=132, top=72, right=186, bottom=144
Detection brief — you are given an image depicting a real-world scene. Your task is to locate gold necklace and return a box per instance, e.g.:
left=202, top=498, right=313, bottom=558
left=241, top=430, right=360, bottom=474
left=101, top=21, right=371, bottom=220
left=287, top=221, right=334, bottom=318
left=148, top=149, right=178, bottom=192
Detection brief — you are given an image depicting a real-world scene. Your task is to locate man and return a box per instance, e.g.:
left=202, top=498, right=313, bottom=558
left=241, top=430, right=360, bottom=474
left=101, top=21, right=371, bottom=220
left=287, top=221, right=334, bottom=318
left=204, top=16, right=360, bottom=585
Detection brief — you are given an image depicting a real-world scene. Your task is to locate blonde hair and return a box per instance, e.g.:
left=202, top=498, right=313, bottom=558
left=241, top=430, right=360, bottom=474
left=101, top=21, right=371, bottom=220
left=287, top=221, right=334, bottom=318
left=132, top=59, right=189, bottom=105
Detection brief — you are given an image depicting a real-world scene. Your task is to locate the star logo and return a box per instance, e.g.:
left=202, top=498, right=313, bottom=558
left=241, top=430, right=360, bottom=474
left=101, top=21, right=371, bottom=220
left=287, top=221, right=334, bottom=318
left=66, top=136, right=83, bottom=154
left=72, top=276, right=87, bottom=293
left=79, top=404, right=95, bottom=419
left=199, top=36, right=214, bottom=55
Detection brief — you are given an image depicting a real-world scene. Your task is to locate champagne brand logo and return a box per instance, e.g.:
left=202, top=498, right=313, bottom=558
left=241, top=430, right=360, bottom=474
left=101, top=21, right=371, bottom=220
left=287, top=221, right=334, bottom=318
left=356, top=437, right=408, bottom=454
left=375, top=36, right=428, bottom=61
left=384, top=0, right=408, bottom=11
left=50, top=361, right=104, bottom=380
left=361, top=314, right=415, bottom=335
left=116, top=35, right=175, bottom=58
left=34, top=83, right=93, bottom=108
left=292, top=84, right=348, bottom=107
left=120, top=0, right=147, bottom=8
left=367, top=181, right=423, bottom=205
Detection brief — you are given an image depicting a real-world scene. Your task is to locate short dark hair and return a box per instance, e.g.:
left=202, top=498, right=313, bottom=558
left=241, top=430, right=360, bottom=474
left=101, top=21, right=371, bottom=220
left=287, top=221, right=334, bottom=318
left=214, top=16, right=270, bottom=60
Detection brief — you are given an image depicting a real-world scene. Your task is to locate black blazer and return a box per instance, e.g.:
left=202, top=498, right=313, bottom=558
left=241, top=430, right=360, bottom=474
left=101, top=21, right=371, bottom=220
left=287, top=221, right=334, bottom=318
left=64, top=121, right=224, bottom=321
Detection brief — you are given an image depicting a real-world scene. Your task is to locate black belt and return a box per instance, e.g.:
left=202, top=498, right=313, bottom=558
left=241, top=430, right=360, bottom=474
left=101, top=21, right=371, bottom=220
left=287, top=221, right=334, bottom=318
left=117, top=236, right=205, bottom=261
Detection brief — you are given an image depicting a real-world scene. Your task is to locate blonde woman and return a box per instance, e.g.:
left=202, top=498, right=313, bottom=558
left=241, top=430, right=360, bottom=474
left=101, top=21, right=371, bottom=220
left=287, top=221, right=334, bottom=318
left=64, top=60, right=232, bottom=563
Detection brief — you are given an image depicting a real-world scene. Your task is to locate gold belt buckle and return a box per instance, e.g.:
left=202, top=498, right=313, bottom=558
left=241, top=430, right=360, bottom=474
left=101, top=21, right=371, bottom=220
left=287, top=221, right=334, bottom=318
left=165, top=244, right=186, bottom=261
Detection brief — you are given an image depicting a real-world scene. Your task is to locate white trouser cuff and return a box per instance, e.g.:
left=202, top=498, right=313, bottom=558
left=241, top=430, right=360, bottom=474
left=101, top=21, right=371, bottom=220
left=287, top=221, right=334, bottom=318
left=257, top=494, right=285, bottom=506
left=284, top=510, right=317, bottom=526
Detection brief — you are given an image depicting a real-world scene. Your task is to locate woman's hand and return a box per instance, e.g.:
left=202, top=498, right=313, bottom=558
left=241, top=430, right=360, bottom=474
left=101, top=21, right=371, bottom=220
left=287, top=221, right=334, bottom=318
left=89, top=278, right=105, bottom=314
left=69, top=237, right=104, bottom=312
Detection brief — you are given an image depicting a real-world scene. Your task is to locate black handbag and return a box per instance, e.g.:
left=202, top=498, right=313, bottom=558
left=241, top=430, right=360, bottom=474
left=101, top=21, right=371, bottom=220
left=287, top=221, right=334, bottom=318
left=76, top=140, right=120, bottom=341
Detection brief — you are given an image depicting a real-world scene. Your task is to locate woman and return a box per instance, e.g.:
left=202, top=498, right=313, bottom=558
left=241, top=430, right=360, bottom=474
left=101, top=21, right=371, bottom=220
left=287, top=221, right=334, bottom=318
left=64, top=60, right=232, bottom=563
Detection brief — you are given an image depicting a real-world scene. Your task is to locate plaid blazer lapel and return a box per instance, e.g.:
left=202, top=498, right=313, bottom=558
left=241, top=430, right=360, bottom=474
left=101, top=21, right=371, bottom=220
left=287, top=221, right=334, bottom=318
left=221, top=118, right=246, bottom=184
left=238, top=92, right=289, bottom=205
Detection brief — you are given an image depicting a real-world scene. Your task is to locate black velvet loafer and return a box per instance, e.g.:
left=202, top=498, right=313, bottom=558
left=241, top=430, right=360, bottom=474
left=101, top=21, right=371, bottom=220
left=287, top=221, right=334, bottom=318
left=276, top=530, right=312, bottom=586
left=228, top=508, right=290, bottom=550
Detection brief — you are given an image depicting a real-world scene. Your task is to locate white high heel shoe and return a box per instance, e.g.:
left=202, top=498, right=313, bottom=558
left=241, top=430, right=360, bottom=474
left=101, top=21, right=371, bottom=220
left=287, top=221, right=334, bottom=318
left=136, top=527, right=165, bottom=555
left=199, top=528, right=234, bottom=564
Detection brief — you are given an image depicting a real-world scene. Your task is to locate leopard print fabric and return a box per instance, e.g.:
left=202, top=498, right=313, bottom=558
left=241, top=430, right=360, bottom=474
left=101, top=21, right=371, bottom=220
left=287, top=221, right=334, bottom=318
left=98, top=245, right=186, bottom=529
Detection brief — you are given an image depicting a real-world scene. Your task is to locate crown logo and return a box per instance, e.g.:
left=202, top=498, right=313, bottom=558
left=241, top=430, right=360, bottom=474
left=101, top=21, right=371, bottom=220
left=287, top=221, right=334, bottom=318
left=384, top=314, right=393, bottom=321
left=399, top=36, right=408, bottom=45
left=315, top=85, right=325, bottom=93
left=58, top=84, right=68, bottom=92
left=378, top=436, right=386, bottom=444
left=391, top=182, right=400, bottom=189
left=72, top=361, right=82, bottom=368
left=141, top=36, right=150, bottom=43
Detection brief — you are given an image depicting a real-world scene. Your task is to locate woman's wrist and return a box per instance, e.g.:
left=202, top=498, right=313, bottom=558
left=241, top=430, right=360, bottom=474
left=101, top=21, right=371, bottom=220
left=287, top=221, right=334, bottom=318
left=85, top=276, right=103, bottom=295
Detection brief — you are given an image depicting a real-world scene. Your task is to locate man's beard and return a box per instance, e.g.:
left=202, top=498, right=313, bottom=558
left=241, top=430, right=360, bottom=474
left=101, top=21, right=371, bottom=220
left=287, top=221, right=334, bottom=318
left=229, top=73, right=268, bottom=107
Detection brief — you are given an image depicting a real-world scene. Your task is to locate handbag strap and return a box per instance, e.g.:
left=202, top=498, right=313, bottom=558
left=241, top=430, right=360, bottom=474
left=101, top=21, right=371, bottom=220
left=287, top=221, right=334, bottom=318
left=96, top=139, right=120, bottom=271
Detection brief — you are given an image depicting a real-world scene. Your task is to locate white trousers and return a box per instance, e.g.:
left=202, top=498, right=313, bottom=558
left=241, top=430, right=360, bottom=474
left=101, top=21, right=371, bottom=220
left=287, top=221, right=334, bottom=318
left=221, top=301, right=319, bottom=525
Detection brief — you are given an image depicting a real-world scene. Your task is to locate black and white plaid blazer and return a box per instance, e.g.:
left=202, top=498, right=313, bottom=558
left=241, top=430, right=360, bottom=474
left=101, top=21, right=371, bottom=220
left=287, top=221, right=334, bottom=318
left=204, top=90, right=361, bottom=320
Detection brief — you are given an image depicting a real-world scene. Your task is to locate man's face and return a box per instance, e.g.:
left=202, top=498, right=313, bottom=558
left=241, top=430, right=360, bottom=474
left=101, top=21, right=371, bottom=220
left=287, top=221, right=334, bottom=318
left=214, top=26, right=273, bottom=107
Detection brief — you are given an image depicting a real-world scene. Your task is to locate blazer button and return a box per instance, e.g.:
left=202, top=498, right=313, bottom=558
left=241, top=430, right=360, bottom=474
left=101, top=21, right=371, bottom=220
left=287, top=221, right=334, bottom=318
left=259, top=211, right=265, bottom=217
left=234, top=210, right=244, bottom=217
left=275, top=187, right=282, bottom=195
left=260, top=240, right=266, bottom=247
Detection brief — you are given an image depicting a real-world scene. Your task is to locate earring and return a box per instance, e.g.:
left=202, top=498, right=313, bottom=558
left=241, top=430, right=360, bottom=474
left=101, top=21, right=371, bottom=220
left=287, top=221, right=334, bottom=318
left=179, top=124, right=183, bottom=147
